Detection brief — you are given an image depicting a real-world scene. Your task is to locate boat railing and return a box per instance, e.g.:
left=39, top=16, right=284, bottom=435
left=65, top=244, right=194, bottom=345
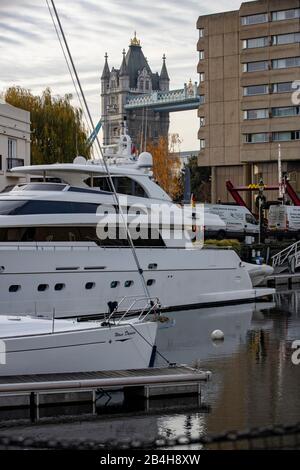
left=107, top=295, right=161, bottom=324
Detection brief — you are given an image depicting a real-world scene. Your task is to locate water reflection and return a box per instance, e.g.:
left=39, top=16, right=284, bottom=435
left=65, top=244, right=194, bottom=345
left=0, top=293, right=300, bottom=444
left=155, top=303, right=257, bottom=367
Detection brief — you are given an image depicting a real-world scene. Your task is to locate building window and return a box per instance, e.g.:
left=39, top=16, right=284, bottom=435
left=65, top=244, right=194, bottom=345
left=199, top=50, right=205, bottom=60
left=273, top=131, right=300, bottom=142
left=145, top=80, right=150, bottom=90
left=272, top=82, right=294, bottom=93
left=243, top=61, right=269, bottom=72
left=272, top=57, right=300, bottom=69
left=241, top=13, right=268, bottom=26
left=199, top=95, right=205, bottom=105
left=200, top=117, right=205, bottom=127
left=245, top=133, right=270, bottom=144
left=8, top=138, right=17, bottom=159
left=243, top=84, right=269, bottom=96
left=200, top=139, right=206, bottom=149
left=244, top=109, right=268, bottom=120
left=272, top=9, right=300, bottom=22
left=199, top=28, right=204, bottom=38
left=200, top=72, right=205, bottom=83
left=272, top=33, right=300, bottom=46
left=243, top=37, right=268, bottom=49
left=272, top=107, right=300, bottom=118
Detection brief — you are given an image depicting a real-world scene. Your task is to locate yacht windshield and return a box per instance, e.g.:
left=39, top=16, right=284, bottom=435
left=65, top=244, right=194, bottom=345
left=14, top=184, right=67, bottom=192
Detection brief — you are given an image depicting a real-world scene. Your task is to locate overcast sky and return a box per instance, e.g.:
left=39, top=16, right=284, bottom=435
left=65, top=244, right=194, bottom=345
left=0, top=0, right=247, bottom=151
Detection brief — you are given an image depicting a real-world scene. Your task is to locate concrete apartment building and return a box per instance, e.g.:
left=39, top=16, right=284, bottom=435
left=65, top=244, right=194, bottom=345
left=0, top=99, right=30, bottom=191
left=197, top=0, right=300, bottom=205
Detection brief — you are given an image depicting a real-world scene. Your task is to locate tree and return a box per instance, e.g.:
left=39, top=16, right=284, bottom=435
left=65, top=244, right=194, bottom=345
left=186, top=155, right=211, bottom=202
left=4, top=86, right=90, bottom=164
left=147, top=136, right=183, bottom=201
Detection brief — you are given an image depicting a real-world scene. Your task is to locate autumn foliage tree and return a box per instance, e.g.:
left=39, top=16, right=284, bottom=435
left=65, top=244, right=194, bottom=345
left=186, top=155, right=211, bottom=203
left=147, top=136, right=183, bottom=201
left=4, top=86, right=90, bottom=164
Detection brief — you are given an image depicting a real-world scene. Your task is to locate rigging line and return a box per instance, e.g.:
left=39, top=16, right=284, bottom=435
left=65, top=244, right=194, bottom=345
left=129, top=322, right=170, bottom=365
left=46, top=0, right=96, bottom=158
left=48, top=0, right=151, bottom=301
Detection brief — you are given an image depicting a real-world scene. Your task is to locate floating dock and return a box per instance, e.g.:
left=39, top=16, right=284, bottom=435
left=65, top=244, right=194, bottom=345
left=265, top=273, right=300, bottom=289
left=0, top=366, right=211, bottom=420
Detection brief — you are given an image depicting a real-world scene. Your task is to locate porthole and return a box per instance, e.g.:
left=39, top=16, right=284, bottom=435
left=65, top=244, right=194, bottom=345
left=9, top=285, right=21, bottom=293
left=148, top=263, right=158, bottom=270
left=85, top=282, right=96, bottom=290
left=55, top=283, right=65, bottom=291
left=124, top=280, right=134, bottom=288
left=147, top=279, right=155, bottom=286
left=38, top=284, right=49, bottom=292
left=110, top=281, right=119, bottom=289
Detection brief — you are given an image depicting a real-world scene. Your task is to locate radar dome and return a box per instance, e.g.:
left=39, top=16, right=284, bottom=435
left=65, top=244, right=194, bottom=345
left=137, top=152, right=153, bottom=168
left=73, top=156, right=87, bottom=165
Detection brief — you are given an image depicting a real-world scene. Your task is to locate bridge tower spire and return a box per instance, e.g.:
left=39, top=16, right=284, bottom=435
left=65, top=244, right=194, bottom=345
left=159, top=54, right=170, bottom=91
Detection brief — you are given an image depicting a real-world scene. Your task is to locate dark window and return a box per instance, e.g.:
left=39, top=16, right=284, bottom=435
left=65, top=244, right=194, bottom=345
left=148, top=263, right=158, bottom=270
left=0, top=200, right=101, bottom=215
left=124, top=280, right=134, bottom=288
left=38, top=284, right=49, bottom=292
left=245, top=61, right=269, bottom=72
left=272, top=82, right=293, bottom=93
left=85, top=177, right=148, bottom=198
left=0, top=226, right=166, bottom=247
left=9, top=285, right=21, bottom=293
left=55, top=283, right=65, bottom=291
left=244, top=85, right=268, bottom=96
left=85, top=282, right=95, bottom=290
left=147, top=279, right=155, bottom=286
left=110, top=281, right=119, bottom=288
left=16, top=184, right=67, bottom=192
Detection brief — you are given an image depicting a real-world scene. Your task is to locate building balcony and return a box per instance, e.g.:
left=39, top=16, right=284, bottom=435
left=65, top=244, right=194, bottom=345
left=6, top=158, right=25, bottom=171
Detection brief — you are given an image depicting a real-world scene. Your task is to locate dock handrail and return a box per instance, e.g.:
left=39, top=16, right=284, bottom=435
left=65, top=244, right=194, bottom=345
left=271, top=240, right=300, bottom=268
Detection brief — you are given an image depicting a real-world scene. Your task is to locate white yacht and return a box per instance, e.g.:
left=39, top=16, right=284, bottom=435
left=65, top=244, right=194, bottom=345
left=0, top=129, right=274, bottom=318
left=0, top=314, right=157, bottom=376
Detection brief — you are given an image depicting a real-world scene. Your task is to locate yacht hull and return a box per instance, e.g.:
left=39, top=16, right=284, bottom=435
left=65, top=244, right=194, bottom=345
left=0, top=244, right=274, bottom=318
left=0, top=317, right=157, bottom=376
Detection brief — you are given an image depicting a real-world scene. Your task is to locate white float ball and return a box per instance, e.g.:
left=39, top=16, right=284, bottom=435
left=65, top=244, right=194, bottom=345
left=211, top=330, right=225, bottom=341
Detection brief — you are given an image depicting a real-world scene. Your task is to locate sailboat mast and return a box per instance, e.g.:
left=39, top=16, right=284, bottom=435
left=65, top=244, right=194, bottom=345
left=47, top=0, right=152, bottom=301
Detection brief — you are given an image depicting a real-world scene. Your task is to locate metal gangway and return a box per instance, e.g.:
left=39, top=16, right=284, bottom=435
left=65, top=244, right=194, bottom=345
left=272, top=240, right=300, bottom=273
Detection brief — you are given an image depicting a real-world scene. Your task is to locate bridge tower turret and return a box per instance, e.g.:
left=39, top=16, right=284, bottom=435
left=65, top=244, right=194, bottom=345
left=159, top=54, right=170, bottom=92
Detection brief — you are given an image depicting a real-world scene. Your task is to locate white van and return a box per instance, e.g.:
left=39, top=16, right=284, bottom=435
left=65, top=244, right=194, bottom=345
left=203, top=204, right=259, bottom=239
left=268, top=205, right=300, bottom=236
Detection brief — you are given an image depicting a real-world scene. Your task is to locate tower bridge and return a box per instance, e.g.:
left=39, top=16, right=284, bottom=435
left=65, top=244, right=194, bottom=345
left=100, top=33, right=199, bottom=149
left=124, top=81, right=200, bottom=113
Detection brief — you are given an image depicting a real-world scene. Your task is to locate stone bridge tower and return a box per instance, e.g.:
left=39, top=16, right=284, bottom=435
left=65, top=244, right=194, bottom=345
left=101, top=33, right=170, bottom=150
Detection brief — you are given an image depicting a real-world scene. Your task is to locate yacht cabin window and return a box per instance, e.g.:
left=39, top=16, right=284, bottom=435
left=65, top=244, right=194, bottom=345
left=0, top=226, right=166, bottom=247
left=85, top=177, right=148, bottom=198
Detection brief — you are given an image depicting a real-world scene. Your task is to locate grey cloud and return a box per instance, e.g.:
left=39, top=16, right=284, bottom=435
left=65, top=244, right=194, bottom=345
left=1, top=0, right=245, bottom=150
